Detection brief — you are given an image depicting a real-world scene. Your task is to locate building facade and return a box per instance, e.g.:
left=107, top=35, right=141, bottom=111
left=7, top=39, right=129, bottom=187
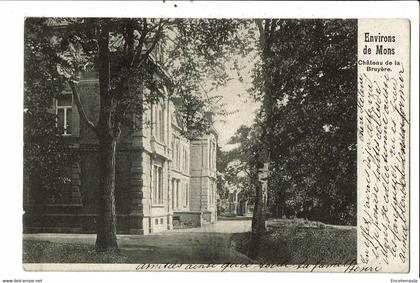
left=23, top=69, right=218, bottom=234
left=189, top=128, right=218, bottom=224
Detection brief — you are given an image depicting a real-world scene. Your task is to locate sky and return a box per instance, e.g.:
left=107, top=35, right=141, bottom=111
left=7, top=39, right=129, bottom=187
left=210, top=54, right=261, bottom=151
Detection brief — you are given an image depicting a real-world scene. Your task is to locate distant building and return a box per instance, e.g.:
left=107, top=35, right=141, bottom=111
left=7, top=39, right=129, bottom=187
left=221, top=185, right=253, bottom=217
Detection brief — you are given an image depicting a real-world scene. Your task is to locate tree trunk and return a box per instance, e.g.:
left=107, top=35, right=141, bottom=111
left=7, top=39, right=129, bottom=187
left=247, top=19, right=274, bottom=260
left=95, top=136, right=118, bottom=251
left=248, top=180, right=266, bottom=259
left=95, top=19, right=119, bottom=252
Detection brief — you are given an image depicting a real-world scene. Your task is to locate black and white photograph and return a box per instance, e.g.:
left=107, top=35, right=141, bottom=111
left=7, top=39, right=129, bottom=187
left=22, top=17, right=359, bottom=266
left=0, top=2, right=414, bottom=280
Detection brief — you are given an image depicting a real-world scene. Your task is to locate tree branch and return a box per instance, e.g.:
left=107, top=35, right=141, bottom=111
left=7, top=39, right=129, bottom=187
left=137, top=19, right=166, bottom=67
left=124, top=18, right=135, bottom=64
left=255, top=19, right=265, bottom=46
left=243, top=168, right=253, bottom=179
left=269, top=19, right=277, bottom=41
left=130, top=19, right=148, bottom=67
left=144, top=20, right=163, bottom=33
left=68, top=81, right=98, bottom=136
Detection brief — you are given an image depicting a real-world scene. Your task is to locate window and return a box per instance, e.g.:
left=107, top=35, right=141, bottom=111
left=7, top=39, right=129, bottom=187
left=171, top=179, right=175, bottom=208
left=208, top=142, right=212, bottom=169
left=172, top=135, right=176, bottom=167
left=208, top=185, right=212, bottom=206
left=209, top=180, right=215, bottom=206
left=153, top=165, right=163, bottom=204
left=173, top=137, right=180, bottom=170
left=171, top=137, right=175, bottom=160
left=184, top=183, right=189, bottom=207
left=213, top=181, right=217, bottom=204
left=56, top=95, right=73, bottom=135
left=183, top=147, right=189, bottom=173
left=171, top=136, right=184, bottom=171
left=159, top=108, right=164, bottom=142
left=172, top=179, right=180, bottom=209
left=153, top=103, right=165, bottom=143
left=176, top=180, right=180, bottom=209
left=212, top=142, right=216, bottom=169
left=209, top=141, right=216, bottom=170
left=154, top=105, right=159, bottom=138
left=211, top=182, right=214, bottom=205
left=181, top=146, right=184, bottom=171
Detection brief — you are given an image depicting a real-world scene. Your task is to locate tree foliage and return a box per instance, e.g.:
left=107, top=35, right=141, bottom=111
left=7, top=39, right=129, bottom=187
left=46, top=18, right=252, bottom=138
left=221, top=123, right=266, bottom=204
left=24, top=19, right=74, bottom=203
left=252, top=19, right=357, bottom=225
left=166, top=19, right=253, bottom=138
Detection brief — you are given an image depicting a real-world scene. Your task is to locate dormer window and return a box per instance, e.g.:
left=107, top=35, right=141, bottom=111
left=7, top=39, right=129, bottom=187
left=56, top=94, right=73, bottom=136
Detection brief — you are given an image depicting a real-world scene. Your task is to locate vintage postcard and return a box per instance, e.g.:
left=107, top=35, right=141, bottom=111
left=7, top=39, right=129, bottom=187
left=19, top=15, right=410, bottom=274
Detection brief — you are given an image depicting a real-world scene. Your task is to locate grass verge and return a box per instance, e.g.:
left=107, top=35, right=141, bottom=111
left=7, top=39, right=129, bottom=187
left=231, top=224, right=356, bottom=265
left=23, top=240, right=131, bottom=263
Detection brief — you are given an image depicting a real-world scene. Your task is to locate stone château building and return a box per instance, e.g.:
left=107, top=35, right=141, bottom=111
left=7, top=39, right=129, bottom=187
left=23, top=36, right=218, bottom=234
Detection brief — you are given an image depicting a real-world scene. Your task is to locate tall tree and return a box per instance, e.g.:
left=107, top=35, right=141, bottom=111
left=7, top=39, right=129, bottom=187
left=25, top=18, right=250, bottom=251
left=251, top=19, right=357, bottom=225
left=242, top=19, right=278, bottom=258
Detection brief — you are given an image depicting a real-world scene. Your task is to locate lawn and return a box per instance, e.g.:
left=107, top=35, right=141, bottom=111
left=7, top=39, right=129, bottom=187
left=23, top=219, right=356, bottom=264
left=23, top=240, right=132, bottom=263
left=231, top=219, right=357, bottom=265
